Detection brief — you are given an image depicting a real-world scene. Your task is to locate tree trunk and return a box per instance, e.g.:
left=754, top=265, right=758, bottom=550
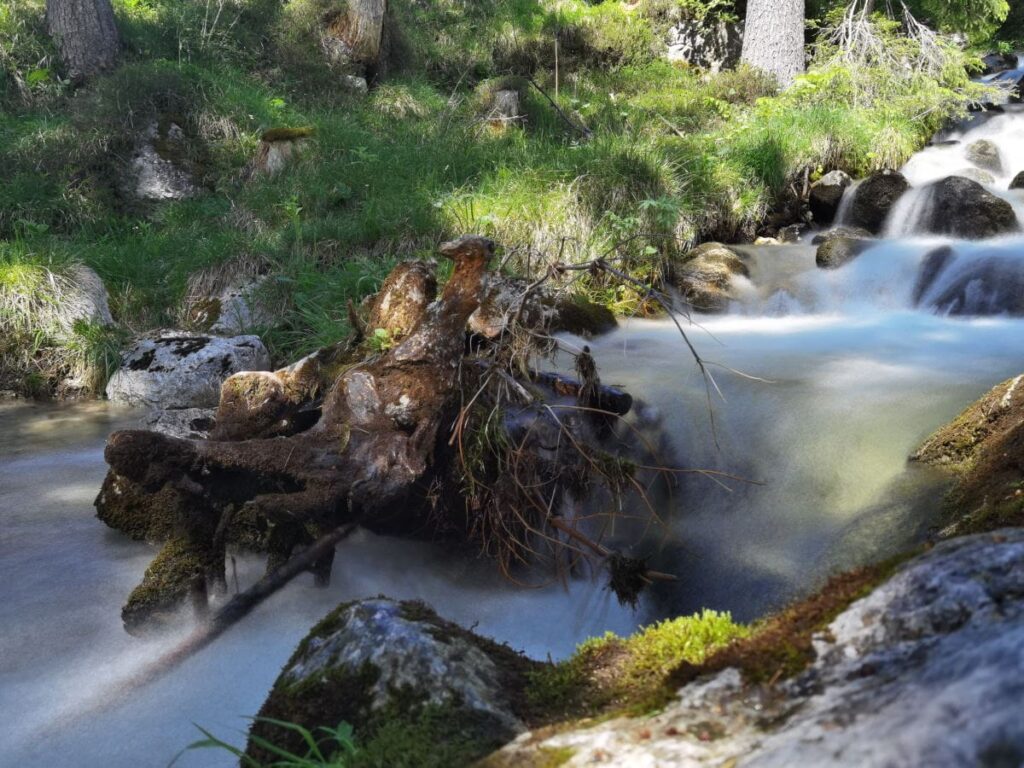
left=741, top=0, right=805, bottom=88
left=46, top=0, right=120, bottom=80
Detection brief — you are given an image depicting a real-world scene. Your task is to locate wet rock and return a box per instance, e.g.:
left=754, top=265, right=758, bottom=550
left=808, top=170, right=852, bottom=225
left=966, top=139, right=1003, bottom=173
left=913, top=374, right=1024, bottom=534
left=105, top=331, right=271, bottom=409
left=666, top=18, right=743, bottom=73
left=669, top=242, right=749, bottom=313
left=917, top=176, right=1019, bottom=239
left=815, top=230, right=875, bottom=269
left=125, top=120, right=199, bottom=202
left=981, top=52, right=1018, bottom=75
left=911, top=245, right=955, bottom=306
left=486, top=530, right=1024, bottom=768
left=1010, top=171, right=1024, bottom=190
left=777, top=223, right=807, bottom=243
left=847, top=170, right=909, bottom=234
left=955, top=166, right=996, bottom=185
left=248, top=598, right=533, bottom=764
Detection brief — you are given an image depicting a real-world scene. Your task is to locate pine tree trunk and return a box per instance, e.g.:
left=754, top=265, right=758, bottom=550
left=741, top=0, right=805, bottom=87
left=46, top=0, right=120, bottom=80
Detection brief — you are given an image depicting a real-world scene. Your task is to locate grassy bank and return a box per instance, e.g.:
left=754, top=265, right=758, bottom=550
left=0, top=0, right=993, bottom=394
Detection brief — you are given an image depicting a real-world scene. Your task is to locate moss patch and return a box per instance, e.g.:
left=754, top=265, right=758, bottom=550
left=667, top=555, right=911, bottom=688
left=528, top=609, right=747, bottom=721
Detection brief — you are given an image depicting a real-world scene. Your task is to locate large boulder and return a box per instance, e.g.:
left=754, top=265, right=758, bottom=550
left=248, top=598, right=534, bottom=764
left=105, top=331, right=270, bottom=409
left=847, top=170, right=909, bottom=233
left=916, top=176, right=1019, bottom=239
left=669, top=242, right=749, bottom=313
left=965, top=139, right=1003, bottom=173
left=666, top=18, right=743, bottom=73
left=1010, top=171, right=1024, bottom=190
left=486, top=530, right=1024, bottom=767
left=808, top=170, right=852, bottom=225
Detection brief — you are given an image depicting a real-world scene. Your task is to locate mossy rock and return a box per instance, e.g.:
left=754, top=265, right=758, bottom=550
left=260, top=126, right=316, bottom=143
left=247, top=598, right=539, bottom=766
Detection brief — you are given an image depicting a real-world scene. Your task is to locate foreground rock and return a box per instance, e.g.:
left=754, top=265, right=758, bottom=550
left=917, top=176, right=1019, bottom=239
left=248, top=598, right=533, bottom=764
left=486, top=530, right=1024, bottom=767
left=847, top=170, right=909, bottom=233
left=808, top=170, right=852, bottom=225
left=105, top=331, right=270, bottom=409
left=913, top=374, right=1024, bottom=534
left=669, top=242, right=749, bottom=312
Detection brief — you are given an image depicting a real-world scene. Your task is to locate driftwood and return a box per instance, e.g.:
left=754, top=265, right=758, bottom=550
left=98, top=236, right=668, bottom=635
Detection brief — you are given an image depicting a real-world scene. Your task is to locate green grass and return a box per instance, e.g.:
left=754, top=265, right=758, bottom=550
left=0, top=0, right=997, bottom=392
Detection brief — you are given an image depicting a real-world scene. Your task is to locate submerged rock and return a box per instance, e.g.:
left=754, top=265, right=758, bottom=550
left=847, top=170, right=909, bottom=234
left=955, top=166, right=996, bottom=185
left=105, top=331, right=270, bottom=409
left=486, top=530, right=1024, bottom=767
left=248, top=598, right=534, bottom=764
left=808, top=170, right=852, bottom=225
left=669, top=242, right=749, bottom=312
left=918, top=176, right=1019, bottom=239
left=965, top=139, right=1003, bottom=173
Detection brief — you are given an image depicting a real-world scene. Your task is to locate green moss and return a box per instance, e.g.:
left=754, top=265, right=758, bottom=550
left=121, top=536, right=211, bottom=632
left=529, top=609, right=747, bottom=720
left=261, top=126, right=316, bottom=142
left=669, top=554, right=912, bottom=688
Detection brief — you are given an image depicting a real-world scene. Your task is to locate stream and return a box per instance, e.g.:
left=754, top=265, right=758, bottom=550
left=5, top=108, right=1024, bottom=766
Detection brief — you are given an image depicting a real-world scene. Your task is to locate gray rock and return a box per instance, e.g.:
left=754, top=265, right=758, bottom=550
left=207, top=276, right=272, bottom=335
left=966, top=139, right=1004, bottom=173
left=670, top=242, right=750, bottom=312
left=125, top=120, right=198, bottom=202
left=666, top=18, right=743, bottom=73
left=918, top=176, right=1019, bottom=239
left=57, top=264, right=114, bottom=331
left=1010, top=170, right=1024, bottom=190
left=248, top=598, right=530, bottom=762
left=106, top=331, right=270, bottom=409
left=848, top=170, right=910, bottom=234
left=809, top=170, right=852, bottom=225
left=954, top=166, right=996, bottom=185
left=490, top=530, right=1024, bottom=768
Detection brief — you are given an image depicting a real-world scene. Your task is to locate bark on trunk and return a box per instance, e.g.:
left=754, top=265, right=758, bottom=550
left=46, top=0, right=120, bottom=80
left=325, top=0, right=386, bottom=69
left=740, top=0, right=805, bottom=88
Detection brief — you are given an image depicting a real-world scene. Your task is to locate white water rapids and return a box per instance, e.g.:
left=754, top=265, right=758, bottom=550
left=4, top=104, right=1024, bottom=767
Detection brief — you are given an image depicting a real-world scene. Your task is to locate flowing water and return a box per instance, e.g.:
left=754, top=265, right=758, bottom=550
left=5, top=106, right=1024, bottom=767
